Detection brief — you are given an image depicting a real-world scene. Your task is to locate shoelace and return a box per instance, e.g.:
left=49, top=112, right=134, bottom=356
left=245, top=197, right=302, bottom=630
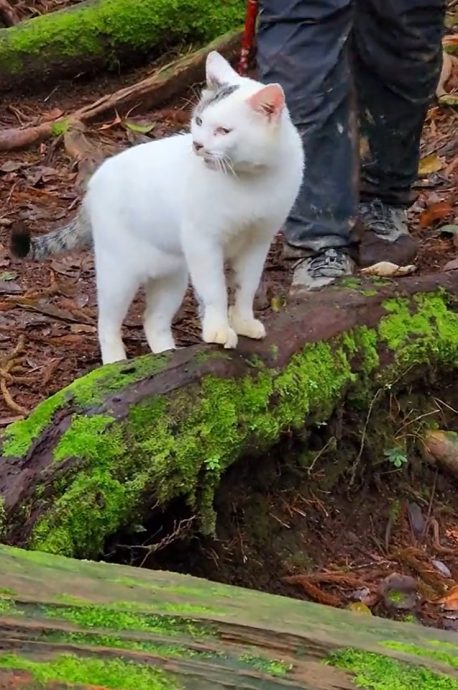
left=360, top=200, right=397, bottom=236
left=309, top=249, right=347, bottom=276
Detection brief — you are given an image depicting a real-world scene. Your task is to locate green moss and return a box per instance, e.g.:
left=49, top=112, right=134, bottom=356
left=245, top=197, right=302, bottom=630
left=383, top=642, right=458, bottom=671
left=1, top=389, right=67, bottom=457
left=0, top=653, right=180, bottom=690
left=379, top=293, right=458, bottom=366
left=43, top=630, right=213, bottom=658
left=0, top=587, right=15, bottom=598
left=239, top=653, right=293, bottom=677
left=51, top=118, right=69, bottom=136
left=1, top=354, right=169, bottom=459
left=0, top=0, right=245, bottom=82
left=10, top=290, right=458, bottom=559
left=329, top=649, right=458, bottom=690
left=42, top=603, right=212, bottom=639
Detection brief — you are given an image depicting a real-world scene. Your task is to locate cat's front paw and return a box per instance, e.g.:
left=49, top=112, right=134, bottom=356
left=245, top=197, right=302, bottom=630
left=229, top=309, right=266, bottom=340
left=203, top=320, right=238, bottom=349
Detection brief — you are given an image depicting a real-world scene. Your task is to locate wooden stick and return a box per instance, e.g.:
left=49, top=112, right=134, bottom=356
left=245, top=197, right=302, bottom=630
left=0, top=28, right=243, bottom=153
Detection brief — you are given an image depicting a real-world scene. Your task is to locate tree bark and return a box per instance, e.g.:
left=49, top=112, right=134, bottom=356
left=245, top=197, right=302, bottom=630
left=0, top=0, right=245, bottom=92
left=0, top=270, right=458, bottom=560
left=0, top=544, right=457, bottom=690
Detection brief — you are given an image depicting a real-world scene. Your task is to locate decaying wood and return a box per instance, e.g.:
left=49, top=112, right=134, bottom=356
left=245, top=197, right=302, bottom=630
left=0, top=544, right=457, bottom=689
left=0, top=0, right=244, bottom=92
left=0, top=270, right=457, bottom=560
left=0, top=28, right=242, bottom=152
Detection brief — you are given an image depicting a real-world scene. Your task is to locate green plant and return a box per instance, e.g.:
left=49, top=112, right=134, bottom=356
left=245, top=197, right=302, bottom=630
left=384, top=447, right=408, bottom=469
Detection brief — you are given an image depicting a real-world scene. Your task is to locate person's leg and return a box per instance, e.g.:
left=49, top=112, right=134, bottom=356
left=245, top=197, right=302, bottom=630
left=256, top=0, right=359, bottom=289
left=354, top=0, right=445, bottom=266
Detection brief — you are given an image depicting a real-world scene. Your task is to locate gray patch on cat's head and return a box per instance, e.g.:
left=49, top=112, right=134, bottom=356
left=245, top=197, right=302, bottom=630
left=195, top=83, right=240, bottom=117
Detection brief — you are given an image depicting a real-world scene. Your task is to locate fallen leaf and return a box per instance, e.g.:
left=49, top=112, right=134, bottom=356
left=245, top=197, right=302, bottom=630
left=347, top=602, right=372, bottom=615
left=360, top=261, right=416, bottom=277
left=407, top=502, right=425, bottom=541
left=437, top=584, right=458, bottom=611
left=439, top=94, right=458, bottom=106
left=440, top=224, right=458, bottom=235
left=123, top=119, right=155, bottom=134
left=432, top=560, right=452, bottom=578
left=0, top=281, right=22, bottom=295
left=0, top=160, right=24, bottom=174
left=436, top=52, right=454, bottom=97
left=0, top=271, right=17, bottom=281
left=418, top=153, right=444, bottom=176
left=444, top=258, right=458, bottom=271
left=419, top=200, right=453, bottom=227
left=271, top=295, right=285, bottom=312
left=70, top=324, right=97, bottom=334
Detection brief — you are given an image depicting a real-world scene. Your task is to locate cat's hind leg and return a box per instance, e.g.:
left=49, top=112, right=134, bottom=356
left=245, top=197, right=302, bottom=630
left=96, top=256, right=139, bottom=365
left=143, top=268, right=188, bottom=354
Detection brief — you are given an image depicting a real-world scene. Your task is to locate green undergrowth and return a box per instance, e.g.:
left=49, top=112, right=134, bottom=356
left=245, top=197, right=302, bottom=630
left=329, top=649, right=458, bottom=690
left=0, top=653, right=179, bottom=690
left=42, top=630, right=292, bottom=677
left=383, top=641, right=458, bottom=671
left=0, top=0, right=245, bottom=83
left=41, top=603, right=213, bottom=639
left=2, top=290, right=458, bottom=559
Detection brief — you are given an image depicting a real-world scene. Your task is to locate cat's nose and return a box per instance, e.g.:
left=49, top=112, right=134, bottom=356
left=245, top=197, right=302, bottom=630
left=193, top=141, right=204, bottom=153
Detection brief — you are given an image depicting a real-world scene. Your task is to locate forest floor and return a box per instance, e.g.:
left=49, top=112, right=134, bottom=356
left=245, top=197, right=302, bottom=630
left=0, top=1, right=457, bottom=634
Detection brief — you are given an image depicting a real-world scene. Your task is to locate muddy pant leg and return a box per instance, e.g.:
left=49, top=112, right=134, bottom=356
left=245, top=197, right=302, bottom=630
left=257, top=0, right=359, bottom=253
left=355, top=0, right=445, bottom=206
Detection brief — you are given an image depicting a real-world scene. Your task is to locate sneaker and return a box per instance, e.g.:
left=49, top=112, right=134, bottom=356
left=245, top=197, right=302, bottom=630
left=290, top=247, right=355, bottom=292
left=359, top=199, right=418, bottom=267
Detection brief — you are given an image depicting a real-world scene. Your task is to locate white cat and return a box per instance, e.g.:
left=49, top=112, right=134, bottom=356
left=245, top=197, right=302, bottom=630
left=11, top=52, right=304, bottom=365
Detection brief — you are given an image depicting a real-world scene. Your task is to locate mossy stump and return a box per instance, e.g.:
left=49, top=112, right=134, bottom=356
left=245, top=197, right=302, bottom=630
left=0, top=544, right=457, bottom=689
left=0, top=0, right=245, bottom=91
left=0, top=270, right=458, bottom=560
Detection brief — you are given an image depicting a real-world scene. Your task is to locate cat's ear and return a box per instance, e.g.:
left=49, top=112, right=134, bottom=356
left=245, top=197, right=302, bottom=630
left=247, top=84, right=285, bottom=121
left=206, top=51, right=239, bottom=89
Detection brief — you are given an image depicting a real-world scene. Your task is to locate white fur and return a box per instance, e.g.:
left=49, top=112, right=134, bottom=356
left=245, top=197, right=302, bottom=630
left=84, top=52, right=304, bottom=364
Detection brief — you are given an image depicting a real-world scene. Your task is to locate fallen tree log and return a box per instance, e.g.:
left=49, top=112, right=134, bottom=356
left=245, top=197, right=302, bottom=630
left=0, top=0, right=245, bottom=92
left=0, top=28, right=243, bottom=152
left=0, top=544, right=457, bottom=689
left=1, top=270, right=458, bottom=560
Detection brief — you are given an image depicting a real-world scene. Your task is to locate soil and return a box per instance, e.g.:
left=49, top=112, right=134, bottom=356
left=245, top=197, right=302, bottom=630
left=1, top=11, right=458, bottom=636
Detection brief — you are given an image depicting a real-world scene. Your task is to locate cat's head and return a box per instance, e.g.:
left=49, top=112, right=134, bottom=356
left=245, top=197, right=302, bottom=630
left=191, top=52, right=287, bottom=174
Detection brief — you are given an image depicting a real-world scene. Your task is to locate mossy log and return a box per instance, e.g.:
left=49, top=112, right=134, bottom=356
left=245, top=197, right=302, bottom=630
left=1, top=270, right=458, bottom=560
left=0, top=0, right=245, bottom=91
left=1, top=544, right=458, bottom=690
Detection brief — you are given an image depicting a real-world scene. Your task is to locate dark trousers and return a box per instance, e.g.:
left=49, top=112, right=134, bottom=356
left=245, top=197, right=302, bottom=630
left=257, top=0, right=445, bottom=252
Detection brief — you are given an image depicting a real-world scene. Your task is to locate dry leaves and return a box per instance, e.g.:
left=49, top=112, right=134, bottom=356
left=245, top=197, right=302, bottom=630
left=419, top=200, right=453, bottom=227
left=360, top=262, right=416, bottom=277
left=418, top=152, right=444, bottom=176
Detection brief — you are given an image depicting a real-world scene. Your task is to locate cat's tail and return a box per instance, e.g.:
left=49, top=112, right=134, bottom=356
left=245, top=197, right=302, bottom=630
left=10, top=208, right=92, bottom=261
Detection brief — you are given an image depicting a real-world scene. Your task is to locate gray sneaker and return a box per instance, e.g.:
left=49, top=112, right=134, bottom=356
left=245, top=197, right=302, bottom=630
left=359, top=199, right=418, bottom=267
left=359, top=199, right=408, bottom=240
left=291, top=247, right=355, bottom=292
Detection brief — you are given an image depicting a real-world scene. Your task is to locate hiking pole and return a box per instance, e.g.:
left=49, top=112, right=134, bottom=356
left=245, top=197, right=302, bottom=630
left=238, top=0, right=259, bottom=76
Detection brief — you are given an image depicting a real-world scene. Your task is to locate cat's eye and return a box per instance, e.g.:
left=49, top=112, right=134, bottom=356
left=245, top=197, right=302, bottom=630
left=215, top=127, right=232, bottom=135
left=195, top=116, right=203, bottom=126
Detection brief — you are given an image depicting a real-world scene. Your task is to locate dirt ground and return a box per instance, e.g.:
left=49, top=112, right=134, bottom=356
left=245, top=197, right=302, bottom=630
left=0, top=4, right=458, bottom=635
